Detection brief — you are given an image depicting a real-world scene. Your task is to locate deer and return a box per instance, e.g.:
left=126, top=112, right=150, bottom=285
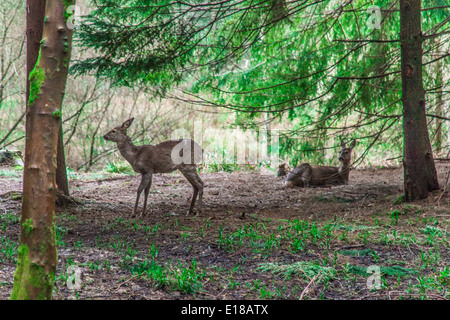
left=103, top=118, right=204, bottom=218
left=275, top=163, right=287, bottom=177
left=284, top=140, right=356, bottom=188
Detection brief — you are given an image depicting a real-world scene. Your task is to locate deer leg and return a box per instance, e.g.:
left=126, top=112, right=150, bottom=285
left=142, top=174, right=153, bottom=218
left=180, top=166, right=204, bottom=215
left=189, top=187, right=199, bottom=216
left=191, top=170, right=204, bottom=214
left=132, top=173, right=152, bottom=218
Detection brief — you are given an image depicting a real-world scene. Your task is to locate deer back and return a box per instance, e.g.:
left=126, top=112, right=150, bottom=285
left=309, top=165, right=344, bottom=185
left=133, top=139, right=203, bottom=174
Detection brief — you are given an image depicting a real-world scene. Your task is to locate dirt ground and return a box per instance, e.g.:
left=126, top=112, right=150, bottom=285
left=0, top=163, right=449, bottom=300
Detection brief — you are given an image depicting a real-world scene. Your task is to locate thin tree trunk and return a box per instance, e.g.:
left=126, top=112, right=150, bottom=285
left=11, top=0, right=74, bottom=300
left=56, top=123, right=69, bottom=195
left=87, top=96, right=112, bottom=170
left=400, top=0, right=439, bottom=201
left=433, top=44, right=444, bottom=154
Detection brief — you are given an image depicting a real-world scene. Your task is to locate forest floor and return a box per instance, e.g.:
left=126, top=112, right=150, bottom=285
left=0, top=163, right=449, bottom=300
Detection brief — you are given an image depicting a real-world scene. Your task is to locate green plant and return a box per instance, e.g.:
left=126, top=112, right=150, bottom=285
left=128, top=259, right=206, bottom=294
left=339, top=230, right=349, bottom=243
left=104, top=259, right=111, bottom=272
left=347, top=265, right=419, bottom=278
left=419, top=249, right=440, bottom=268
left=258, top=285, right=274, bottom=299
left=0, top=236, right=18, bottom=263
left=291, top=237, right=305, bottom=253
left=55, top=225, right=67, bottom=247
left=88, top=261, right=101, bottom=271
left=149, top=242, right=158, bottom=259
left=337, top=248, right=377, bottom=257
left=104, top=161, right=134, bottom=174
left=1, top=212, right=20, bottom=232
left=257, top=261, right=336, bottom=284
left=389, top=210, right=401, bottom=225
left=228, top=277, right=240, bottom=289
left=393, top=195, right=405, bottom=205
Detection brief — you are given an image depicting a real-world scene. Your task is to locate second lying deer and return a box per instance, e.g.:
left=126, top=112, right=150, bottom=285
left=103, top=118, right=204, bottom=218
left=284, top=140, right=356, bottom=188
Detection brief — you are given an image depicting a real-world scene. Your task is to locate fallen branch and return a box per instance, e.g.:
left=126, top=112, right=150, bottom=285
left=299, top=275, right=317, bottom=300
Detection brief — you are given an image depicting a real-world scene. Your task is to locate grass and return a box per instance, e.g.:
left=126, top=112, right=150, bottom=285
left=257, top=261, right=336, bottom=284
left=348, top=265, right=419, bottom=278
left=2, top=207, right=448, bottom=299
left=104, top=161, right=134, bottom=174
left=337, top=248, right=377, bottom=257
left=0, top=236, right=18, bottom=263
left=0, top=168, right=22, bottom=178
left=0, top=167, right=448, bottom=300
left=127, top=258, right=207, bottom=294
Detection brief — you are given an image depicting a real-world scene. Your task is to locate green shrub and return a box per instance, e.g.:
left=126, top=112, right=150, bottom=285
left=104, top=161, right=133, bottom=174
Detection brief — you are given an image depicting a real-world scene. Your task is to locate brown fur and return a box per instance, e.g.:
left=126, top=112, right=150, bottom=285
left=103, top=118, right=204, bottom=217
left=284, top=140, right=356, bottom=187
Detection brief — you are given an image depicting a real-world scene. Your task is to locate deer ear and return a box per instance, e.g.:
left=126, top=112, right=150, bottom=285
left=341, top=141, right=347, bottom=148
left=122, top=118, right=134, bottom=129
left=350, top=140, right=356, bottom=149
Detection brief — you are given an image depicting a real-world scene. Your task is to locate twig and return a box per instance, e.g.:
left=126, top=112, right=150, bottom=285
left=0, top=111, right=25, bottom=147
left=299, top=275, right=317, bottom=300
left=116, top=275, right=139, bottom=290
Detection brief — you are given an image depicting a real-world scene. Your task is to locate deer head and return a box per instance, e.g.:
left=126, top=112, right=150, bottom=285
left=103, top=118, right=134, bottom=143
left=338, top=140, right=356, bottom=165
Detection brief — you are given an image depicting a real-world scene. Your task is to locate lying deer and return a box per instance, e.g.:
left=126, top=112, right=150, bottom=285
left=275, top=163, right=287, bottom=177
left=103, top=118, right=204, bottom=217
left=284, top=140, right=356, bottom=187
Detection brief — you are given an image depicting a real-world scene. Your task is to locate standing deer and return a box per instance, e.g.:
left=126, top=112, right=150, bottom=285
left=284, top=140, right=356, bottom=187
left=103, top=118, right=204, bottom=217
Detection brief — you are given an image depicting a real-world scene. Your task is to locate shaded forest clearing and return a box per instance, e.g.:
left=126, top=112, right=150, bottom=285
left=0, top=163, right=449, bottom=300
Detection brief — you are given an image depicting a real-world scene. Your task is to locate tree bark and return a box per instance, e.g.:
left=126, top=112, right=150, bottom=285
left=433, top=40, right=444, bottom=154
left=24, top=0, right=69, bottom=196
left=26, top=0, right=69, bottom=196
left=11, top=0, right=74, bottom=300
left=25, top=0, right=46, bottom=107
left=400, top=0, right=439, bottom=201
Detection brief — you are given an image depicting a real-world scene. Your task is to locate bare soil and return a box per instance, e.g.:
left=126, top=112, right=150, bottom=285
left=0, top=163, right=449, bottom=300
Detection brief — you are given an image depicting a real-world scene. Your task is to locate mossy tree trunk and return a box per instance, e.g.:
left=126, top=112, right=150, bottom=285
left=26, top=0, right=70, bottom=198
left=25, top=0, right=70, bottom=198
left=400, top=0, right=439, bottom=201
left=25, top=0, right=46, bottom=109
left=11, top=0, right=74, bottom=300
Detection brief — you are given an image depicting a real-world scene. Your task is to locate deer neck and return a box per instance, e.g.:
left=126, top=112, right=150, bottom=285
left=117, top=137, right=138, bottom=164
left=338, top=161, right=351, bottom=181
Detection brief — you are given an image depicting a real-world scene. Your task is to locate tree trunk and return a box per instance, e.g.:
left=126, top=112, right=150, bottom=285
left=400, top=0, right=439, bottom=201
left=56, top=123, right=70, bottom=196
left=11, top=0, right=74, bottom=300
left=24, top=0, right=69, bottom=196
